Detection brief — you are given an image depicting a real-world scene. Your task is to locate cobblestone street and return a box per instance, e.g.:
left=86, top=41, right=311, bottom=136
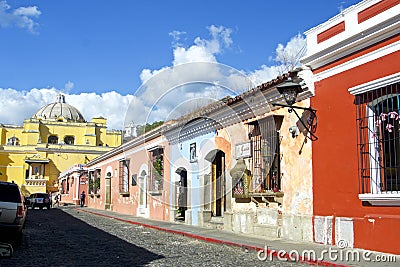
left=0, top=206, right=309, bottom=266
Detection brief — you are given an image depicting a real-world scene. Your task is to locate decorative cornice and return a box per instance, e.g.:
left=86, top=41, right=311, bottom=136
left=301, top=15, right=400, bottom=70
left=35, top=147, right=114, bottom=154
left=348, top=72, right=400, bottom=95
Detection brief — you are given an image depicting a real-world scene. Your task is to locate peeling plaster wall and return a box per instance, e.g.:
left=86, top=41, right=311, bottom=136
left=216, top=100, right=314, bottom=242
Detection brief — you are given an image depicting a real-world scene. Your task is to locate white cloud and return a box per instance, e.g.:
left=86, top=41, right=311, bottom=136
left=275, top=33, right=306, bottom=66
left=0, top=0, right=41, bottom=34
left=171, top=25, right=232, bottom=66
left=13, top=6, right=41, bottom=17
left=130, top=27, right=305, bottom=129
left=248, top=33, right=306, bottom=84
left=64, top=81, right=74, bottom=93
left=169, top=30, right=186, bottom=48
left=131, top=27, right=306, bottom=127
left=0, top=88, right=132, bottom=130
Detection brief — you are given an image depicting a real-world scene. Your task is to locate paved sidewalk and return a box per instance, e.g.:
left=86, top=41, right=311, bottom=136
left=77, top=207, right=399, bottom=267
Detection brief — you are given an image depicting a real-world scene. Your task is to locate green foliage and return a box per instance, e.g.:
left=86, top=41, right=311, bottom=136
left=153, top=157, right=163, bottom=176
left=94, top=177, right=100, bottom=193
left=88, top=177, right=93, bottom=193
left=137, top=121, right=164, bottom=136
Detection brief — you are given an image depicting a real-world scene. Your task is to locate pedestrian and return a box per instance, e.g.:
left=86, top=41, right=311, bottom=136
left=80, top=191, right=86, bottom=207
left=54, top=192, right=60, bottom=207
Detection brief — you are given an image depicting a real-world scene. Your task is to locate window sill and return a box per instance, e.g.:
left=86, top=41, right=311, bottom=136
left=251, top=191, right=284, bottom=197
left=359, top=193, right=400, bottom=206
left=233, top=191, right=284, bottom=205
left=119, top=192, right=130, bottom=197
left=148, top=190, right=162, bottom=196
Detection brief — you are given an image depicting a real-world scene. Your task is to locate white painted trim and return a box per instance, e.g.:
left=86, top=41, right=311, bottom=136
left=75, top=177, right=79, bottom=200
left=314, top=40, right=400, bottom=82
left=349, top=72, right=400, bottom=95
left=359, top=193, right=400, bottom=206
left=105, top=166, right=113, bottom=178
left=0, top=165, right=23, bottom=168
left=302, top=0, right=399, bottom=69
left=304, top=0, right=381, bottom=35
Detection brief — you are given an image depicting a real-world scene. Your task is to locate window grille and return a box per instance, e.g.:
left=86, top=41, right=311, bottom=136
left=149, top=148, right=164, bottom=192
left=66, top=177, right=70, bottom=193
left=88, top=171, right=94, bottom=194
left=88, top=170, right=101, bottom=194
left=249, top=116, right=281, bottom=193
left=119, top=160, right=129, bottom=193
left=356, top=82, right=400, bottom=194
left=94, top=169, right=101, bottom=194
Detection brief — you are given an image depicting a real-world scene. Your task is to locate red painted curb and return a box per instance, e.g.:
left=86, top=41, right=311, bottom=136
left=79, top=208, right=350, bottom=267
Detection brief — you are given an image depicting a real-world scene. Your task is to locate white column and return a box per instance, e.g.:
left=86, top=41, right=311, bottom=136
left=29, top=165, right=32, bottom=179
left=75, top=175, right=79, bottom=200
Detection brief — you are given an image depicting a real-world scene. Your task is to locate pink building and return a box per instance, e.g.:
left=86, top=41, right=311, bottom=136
left=84, top=128, right=170, bottom=221
left=58, top=164, right=88, bottom=206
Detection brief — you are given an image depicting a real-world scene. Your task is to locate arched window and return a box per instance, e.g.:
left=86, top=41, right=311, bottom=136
left=48, top=135, right=58, bottom=144
left=356, top=85, right=400, bottom=194
left=119, top=159, right=130, bottom=193
left=64, top=136, right=75, bottom=145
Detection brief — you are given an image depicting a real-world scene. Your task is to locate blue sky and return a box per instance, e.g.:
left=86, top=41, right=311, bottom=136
left=0, top=0, right=361, bottom=129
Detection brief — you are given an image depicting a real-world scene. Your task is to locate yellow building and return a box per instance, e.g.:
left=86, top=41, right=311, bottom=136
left=0, top=94, right=122, bottom=196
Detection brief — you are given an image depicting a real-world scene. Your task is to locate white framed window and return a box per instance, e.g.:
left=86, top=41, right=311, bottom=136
left=351, top=74, right=400, bottom=206
left=119, top=160, right=129, bottom=194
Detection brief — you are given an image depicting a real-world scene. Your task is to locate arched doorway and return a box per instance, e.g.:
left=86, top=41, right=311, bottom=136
left=138, top=170, right=147, bottom=215
left=175, top=167, right=187, bottom=221
left=206, top=150, right=226, bottom=217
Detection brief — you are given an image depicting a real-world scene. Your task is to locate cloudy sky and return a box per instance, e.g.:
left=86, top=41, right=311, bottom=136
left=0, top=0, right=360, bottom=130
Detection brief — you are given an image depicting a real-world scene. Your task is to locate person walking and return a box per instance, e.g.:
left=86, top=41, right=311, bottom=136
left=80, top=191, right=86, bottom=207
left=53, top=192, right=60, bottom=207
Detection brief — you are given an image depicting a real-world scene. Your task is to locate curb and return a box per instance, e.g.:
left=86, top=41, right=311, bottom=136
left=79, top=208, right=349, bottom=267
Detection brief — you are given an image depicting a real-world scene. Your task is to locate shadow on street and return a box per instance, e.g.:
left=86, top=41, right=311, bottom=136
left=0, top=208, right=163, bottom=266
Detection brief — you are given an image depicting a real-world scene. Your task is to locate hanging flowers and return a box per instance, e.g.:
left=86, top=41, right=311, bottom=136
left=376, top=111, right=399, bottom=133
left=388, top=111, right=398, bottom=119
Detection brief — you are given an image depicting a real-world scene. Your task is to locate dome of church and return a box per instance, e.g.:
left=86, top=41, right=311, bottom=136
left=32, top=94, right=86, bottom=122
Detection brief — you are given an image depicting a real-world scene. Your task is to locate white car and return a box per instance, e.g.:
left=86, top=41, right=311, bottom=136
left=0, top=181, right=27, bottom=241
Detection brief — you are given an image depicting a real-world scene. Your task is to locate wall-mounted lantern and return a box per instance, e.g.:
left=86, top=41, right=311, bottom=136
left=272, top=81, right=318, bottom=141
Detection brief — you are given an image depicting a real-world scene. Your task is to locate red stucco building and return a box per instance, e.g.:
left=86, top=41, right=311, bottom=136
left=301, top=0, right=400, bottom=254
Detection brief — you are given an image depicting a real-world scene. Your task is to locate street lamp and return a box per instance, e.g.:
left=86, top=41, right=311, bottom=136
left=272, top=81, right=318, bottom=141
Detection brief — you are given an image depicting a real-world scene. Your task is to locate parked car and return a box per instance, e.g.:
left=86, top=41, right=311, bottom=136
left=0, top=181, right=27, bottom=241
left=30, top=193, right=51, bottom=209
left=24, top=193, right=35, bottom=207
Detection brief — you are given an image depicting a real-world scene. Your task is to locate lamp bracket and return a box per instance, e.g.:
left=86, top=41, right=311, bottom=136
left=272, top=103, right=318, bottom=141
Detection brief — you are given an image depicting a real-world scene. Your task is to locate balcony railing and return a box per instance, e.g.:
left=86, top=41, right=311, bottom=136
left=25, top=177, right=47, bottom=187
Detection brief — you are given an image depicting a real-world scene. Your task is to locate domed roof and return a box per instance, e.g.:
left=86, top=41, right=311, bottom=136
left=32, top=94, right=85, bottom=122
